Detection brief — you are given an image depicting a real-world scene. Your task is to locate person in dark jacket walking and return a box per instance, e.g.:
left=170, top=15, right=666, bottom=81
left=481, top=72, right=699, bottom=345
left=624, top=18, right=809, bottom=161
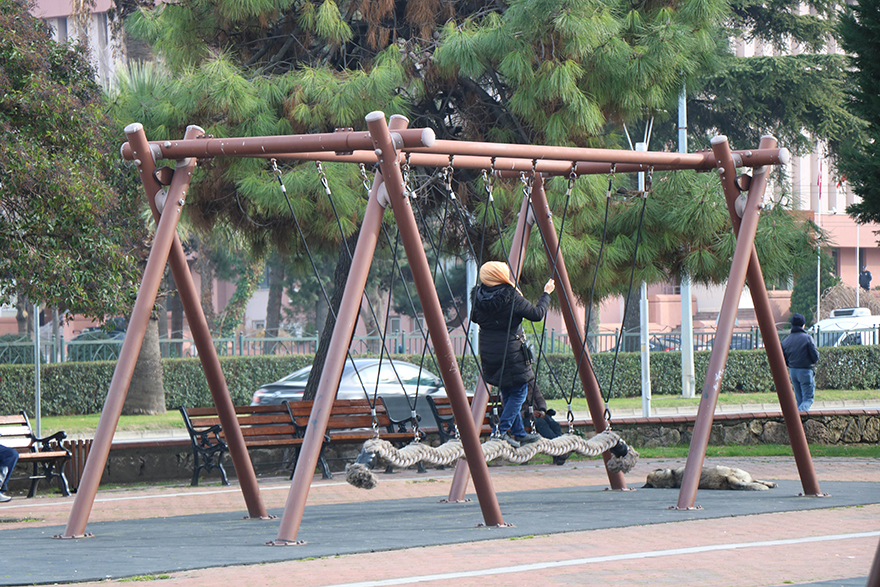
left=471, top=261, right=554, bottom=447
left=780, top=313, right=820, bottom=411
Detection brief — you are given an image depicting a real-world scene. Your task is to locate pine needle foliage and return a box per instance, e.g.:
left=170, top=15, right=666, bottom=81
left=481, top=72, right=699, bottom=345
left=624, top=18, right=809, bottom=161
left=838, top=0, right=880, bottom=224
left=112, top=0, right=826, bottom=332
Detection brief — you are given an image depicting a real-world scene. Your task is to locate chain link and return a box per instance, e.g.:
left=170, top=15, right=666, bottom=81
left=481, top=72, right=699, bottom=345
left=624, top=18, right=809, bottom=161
left=442, top=155, right=455, bottom=200
left=359, top=162, right=371, bottom=193
left=315, top=161, right=331, bottom=196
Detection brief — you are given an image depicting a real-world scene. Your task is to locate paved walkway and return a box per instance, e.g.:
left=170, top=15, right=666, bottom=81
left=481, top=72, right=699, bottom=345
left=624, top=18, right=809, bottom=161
left=1, top=455, right=878, bottom=586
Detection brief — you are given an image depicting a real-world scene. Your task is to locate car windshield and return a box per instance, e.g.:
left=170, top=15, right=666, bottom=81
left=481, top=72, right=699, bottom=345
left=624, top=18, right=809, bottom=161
left=352, top=362, right=441, bottom=390
left=281, top=366, right=312, bottom=383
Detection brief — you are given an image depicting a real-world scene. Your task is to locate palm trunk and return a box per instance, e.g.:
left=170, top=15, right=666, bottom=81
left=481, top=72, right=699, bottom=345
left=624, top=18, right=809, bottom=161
left=122, top=316, right=166, bottom=415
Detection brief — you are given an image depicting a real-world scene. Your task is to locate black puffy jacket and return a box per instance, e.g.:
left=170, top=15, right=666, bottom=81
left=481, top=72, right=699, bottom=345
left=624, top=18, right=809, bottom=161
left=470, top=284, right=550, bottom=389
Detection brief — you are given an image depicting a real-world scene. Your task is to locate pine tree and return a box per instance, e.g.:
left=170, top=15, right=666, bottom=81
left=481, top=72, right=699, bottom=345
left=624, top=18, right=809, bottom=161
left=838, top=0, right=880, bottom=223
left=112, top=0, right=822, bottom=397
left=687, top=0, right=862, bottom=156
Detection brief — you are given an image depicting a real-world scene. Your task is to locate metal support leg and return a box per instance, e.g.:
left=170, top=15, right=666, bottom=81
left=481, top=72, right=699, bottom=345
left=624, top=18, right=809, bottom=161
left=530, top=175, right=627, bottom=489
left=724, top=136, right=821, bottom=497
left=272, top=169, right=392, bottom=544
left=676, top=136, right=779, bottom=509
left=126, top=124, right=268, bottom=518
left=367, top=112, right=504, bottom=527
left=60, top=126, right=200, bottom=538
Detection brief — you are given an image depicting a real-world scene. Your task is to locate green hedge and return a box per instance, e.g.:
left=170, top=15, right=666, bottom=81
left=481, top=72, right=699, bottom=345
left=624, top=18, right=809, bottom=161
left=1, top=347, right=878, bottom=416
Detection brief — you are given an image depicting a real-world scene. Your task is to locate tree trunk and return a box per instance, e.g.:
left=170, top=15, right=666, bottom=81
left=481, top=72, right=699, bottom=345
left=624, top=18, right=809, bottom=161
left=264, top=256, right=285, bottom=355
left=169, top=273, right=184, bottom=358
left=584, top=302, right=600, bottom=353
left=15, top=294, right=29, bottom=335
left=51, top=308, right=60, bottom=363
left=195, top=248, right=216, bottom=334
left=156, top=292, right=168, bottom=358
left=622, top=291, right=641, bottom=352
left=122, top=316, right=166, bottom=415
left=314, top=296, right=328, bottom=346
left=304, top=232, right=359, bottom=401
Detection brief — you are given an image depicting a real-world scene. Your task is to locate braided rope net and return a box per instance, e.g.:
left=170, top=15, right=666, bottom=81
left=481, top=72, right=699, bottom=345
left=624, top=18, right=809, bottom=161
left=345, top=430, right=638, bottom=489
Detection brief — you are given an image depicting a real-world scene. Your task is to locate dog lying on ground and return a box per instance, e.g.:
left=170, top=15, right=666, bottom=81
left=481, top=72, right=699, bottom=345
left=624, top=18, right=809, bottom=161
left=644, top=465, right=777, bottom=491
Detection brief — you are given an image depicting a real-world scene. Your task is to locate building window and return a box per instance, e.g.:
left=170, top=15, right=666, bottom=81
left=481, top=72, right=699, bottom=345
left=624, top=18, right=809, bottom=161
left=388, top=317, right=401, bottom=334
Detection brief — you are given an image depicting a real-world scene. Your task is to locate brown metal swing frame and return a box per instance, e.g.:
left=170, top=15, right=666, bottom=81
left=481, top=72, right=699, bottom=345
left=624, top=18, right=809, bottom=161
left=58, top=111, right=820, bottom=546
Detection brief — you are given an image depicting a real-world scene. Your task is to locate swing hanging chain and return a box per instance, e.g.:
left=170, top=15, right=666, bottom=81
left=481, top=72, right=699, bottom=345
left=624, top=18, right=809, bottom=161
left=401, top=153, right=414, bottom=199
left=568, top=163, right=617, bottom=407
left=268, top=158, right=374, bottom=405
left=605, top=169, right=652, bottom=418
left=443, top=155, right=455, bottom=200
left=567, top=404, right=575, bottom=435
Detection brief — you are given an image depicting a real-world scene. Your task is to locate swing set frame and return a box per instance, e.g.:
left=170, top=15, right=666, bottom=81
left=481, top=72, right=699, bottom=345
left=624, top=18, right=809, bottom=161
left=58, top=111, right=819, bottom=546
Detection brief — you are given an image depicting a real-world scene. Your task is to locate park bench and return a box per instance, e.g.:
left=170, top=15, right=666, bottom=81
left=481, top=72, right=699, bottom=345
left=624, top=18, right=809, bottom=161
left=0, top=411, right=71, bottom=497
left=425, top=395, right=500, bottom=444
left=179, top=398, right=420, bottom=486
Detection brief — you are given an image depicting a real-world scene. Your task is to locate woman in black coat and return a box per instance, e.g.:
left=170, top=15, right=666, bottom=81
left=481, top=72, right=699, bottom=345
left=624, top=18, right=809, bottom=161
left=470, top=261, right=554, bottom=447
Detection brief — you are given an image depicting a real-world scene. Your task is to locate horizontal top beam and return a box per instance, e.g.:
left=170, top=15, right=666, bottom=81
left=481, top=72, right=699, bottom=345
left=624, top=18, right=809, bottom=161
left=270, top=146, right=786, bottom=175
left=120, top=120, right=789, bottom=175
left=120, top=125, right=436, bottom=162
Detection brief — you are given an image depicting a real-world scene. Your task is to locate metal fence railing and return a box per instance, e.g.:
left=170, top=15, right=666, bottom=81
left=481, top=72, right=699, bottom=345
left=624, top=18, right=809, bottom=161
left=0, top=325, right=819, bottom=365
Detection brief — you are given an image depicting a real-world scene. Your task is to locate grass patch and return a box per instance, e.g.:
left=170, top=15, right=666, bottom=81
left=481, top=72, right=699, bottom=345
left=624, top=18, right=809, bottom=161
left=118, top=575, right=171, bottom=582
left=0, top=517, right=42, bottom=523
left=39, top=412, right=183, bottom=436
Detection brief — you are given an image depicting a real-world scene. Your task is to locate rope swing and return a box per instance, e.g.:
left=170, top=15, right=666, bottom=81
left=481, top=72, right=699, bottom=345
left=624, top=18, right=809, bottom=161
left=345, top=430, right=638, bottom=489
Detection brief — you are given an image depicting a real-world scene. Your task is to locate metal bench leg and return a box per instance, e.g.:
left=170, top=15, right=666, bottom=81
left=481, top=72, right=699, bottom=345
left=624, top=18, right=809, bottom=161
left=41, top=459, right=70, bottom=497
left=217, top=460, right=229, bottom=486
left=28, top=462, right=39, bottom=498
left=191, top=451, right=202, bottom=487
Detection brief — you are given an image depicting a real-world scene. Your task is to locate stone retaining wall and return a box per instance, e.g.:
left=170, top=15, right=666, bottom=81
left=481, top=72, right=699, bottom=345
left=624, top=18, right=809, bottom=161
left=609, top=409, right=880, bottom=448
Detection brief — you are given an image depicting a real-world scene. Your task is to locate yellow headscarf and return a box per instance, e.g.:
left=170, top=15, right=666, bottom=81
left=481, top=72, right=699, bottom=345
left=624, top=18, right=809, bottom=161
left=479, top=261, right=516, bottom=288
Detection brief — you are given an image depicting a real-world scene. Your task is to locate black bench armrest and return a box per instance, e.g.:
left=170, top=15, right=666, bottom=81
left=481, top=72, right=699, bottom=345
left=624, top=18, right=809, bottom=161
left=179, top=406, right=227, bottom=450
left=31, top=430, right=69, bottom=452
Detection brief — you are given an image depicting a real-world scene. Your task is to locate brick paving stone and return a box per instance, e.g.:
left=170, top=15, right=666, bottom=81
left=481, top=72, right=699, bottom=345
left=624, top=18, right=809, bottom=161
left=2, top=456, right=877, bottom=586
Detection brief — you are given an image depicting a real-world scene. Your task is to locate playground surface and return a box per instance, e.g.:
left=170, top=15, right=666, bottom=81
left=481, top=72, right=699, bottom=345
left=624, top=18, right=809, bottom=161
left=1, top=455, right=878, bottom=587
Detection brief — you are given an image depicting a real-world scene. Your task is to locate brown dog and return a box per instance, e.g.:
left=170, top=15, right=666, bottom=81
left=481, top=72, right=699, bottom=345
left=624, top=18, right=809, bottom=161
left=644, top=465, right=777, bottom=491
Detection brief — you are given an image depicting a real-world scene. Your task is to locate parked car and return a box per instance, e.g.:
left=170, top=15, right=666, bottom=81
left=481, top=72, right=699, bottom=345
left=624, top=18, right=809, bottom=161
left=250, top=358, right=451, bottom=428
left=708, top=334, right=763, bottom=350
left=649, top=335, right=711, bottom=352
left=811, top=308, right=880, bottom=347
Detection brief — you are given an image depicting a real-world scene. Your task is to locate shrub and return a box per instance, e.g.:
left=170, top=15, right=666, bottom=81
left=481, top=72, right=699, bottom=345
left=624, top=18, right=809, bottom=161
left=1, top=346, right=878, bottom=416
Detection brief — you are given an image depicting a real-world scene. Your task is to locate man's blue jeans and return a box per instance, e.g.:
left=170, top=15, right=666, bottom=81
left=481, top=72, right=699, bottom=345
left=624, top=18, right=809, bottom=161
left=789, top=367, right=815, bottom=411
left=497, top=383, right=529, bottom=437
left=0, top=444, right=19, bottom=492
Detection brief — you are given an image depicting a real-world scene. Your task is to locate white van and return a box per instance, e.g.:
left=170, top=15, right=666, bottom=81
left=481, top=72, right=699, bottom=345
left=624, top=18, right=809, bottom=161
left=810, top=308, right=880, bottom=347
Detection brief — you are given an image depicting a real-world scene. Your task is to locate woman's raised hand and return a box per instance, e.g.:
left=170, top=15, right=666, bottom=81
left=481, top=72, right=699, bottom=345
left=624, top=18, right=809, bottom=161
left=544, top=279, right=555, bottom=294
